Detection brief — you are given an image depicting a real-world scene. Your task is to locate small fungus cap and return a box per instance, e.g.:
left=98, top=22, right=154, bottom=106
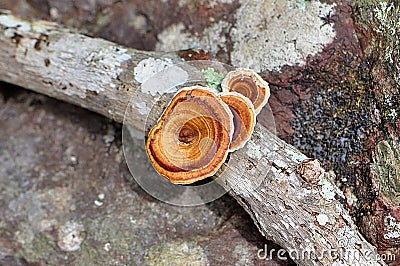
left=221, top=68, right=270, bottom=115
left=220, top=92, right=256, bottom=152
left=146, top=86, right=234, bottom=184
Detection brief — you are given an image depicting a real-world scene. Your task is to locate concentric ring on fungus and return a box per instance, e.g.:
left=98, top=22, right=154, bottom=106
left=146, top=86, right=234, bottom=184
left=221, top=68, right=270, bottom=115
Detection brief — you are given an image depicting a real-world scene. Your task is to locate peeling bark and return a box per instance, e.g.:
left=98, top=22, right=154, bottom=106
left=0, top=12, right=386, bottom=265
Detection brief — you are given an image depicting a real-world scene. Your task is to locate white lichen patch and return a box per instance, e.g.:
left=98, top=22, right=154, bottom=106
left=71, top=44, right=130, bottom=97
left=316, top=213, right=329, bottom=226
left=0, top=14, right=31, bottom=33
left=274, top=158, right=287, bottom=170
left=231, top=0, right=336, bottom=72
left=156, top=20, right=231, bottom=54
left=331, top=262, right=349, bottom=266
left=139, top=62, right=189, bottom=96
left=337, top=226, right=359, bottom=249
left=156, top=0, right=336, bottom=72
left=57, top=221, right=85, bottom=252
left=375, top=1, right=400, bottom=41
left=83, top=46, right=131, bottom=82
left=287, top=0, right=307, bottom=11
left=372, top=139, right=400, bottom=205
left=384, top=214, right=400, bottom=239
left=246, top=140, right=263, bottom=160
left=63, top=44, right=130, bottom=98
left=31, top=20, right=58, bottom=34
left=208, top=0, right=234, bottom=8
left=178, top=0, right=234, bottom=8
left=320, top=178, right=336, bottom=202
left=134, top=102, right=151, bottom=116
left=286, top=149, right=308, bottom=163
left=134, top=57, right=173, bottom=84
left=156, top=23, right=196, bottom=51
left=373, top=1, right=400, bottom=82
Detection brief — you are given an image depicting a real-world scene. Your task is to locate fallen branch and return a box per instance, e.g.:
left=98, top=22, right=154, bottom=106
left=0, top=12, right=385, bottom=265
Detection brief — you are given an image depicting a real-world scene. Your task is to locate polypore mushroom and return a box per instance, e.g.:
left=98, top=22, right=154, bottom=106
left=220, top=92, right=256, bottom=152
left=146, top=86, right=234, bottom=184
left=221, top=68, right=270, bottom=115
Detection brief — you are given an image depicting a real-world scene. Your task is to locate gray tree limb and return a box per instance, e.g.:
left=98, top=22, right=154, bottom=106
left=0, top=12, right=385, bottom=265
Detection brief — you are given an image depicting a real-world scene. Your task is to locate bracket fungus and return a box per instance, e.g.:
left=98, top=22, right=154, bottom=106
left=146, top=86, right=234, bottom=184
left=221, top=68, right=270, bottom=115
left=220, top=92, right=256, bottom=152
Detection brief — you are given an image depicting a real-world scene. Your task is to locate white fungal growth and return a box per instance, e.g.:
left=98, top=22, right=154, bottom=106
left=316, top=213, right=329, bottom=226
left=136, top=58, right=189, bottom=96
left=134, top=58, right=173, bottom=84
left=134, top=102, right=151, bottom=116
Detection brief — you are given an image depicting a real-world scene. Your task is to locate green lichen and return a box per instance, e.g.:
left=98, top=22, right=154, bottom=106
left=201, top=67, right=224, bottom=91
left=78, top=216, right=138, bottom=264
left=374, top=2, right=400, bottom=62
left=372, top=140, right=400, bottom=206
left=354, top=1, right=400, bottom=128
left=355, top=1, right=400, bottom=70
left=321, top=178, right=336, bottom=202
left=16, top=232, right=57, bottom=263
left=145, top=240, right=208, bottom=265
left=287, top=0, right=308, bottom=11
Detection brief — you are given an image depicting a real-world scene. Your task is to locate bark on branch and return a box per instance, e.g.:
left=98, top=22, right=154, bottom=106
left=0, top=12, right=385, bottom=265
